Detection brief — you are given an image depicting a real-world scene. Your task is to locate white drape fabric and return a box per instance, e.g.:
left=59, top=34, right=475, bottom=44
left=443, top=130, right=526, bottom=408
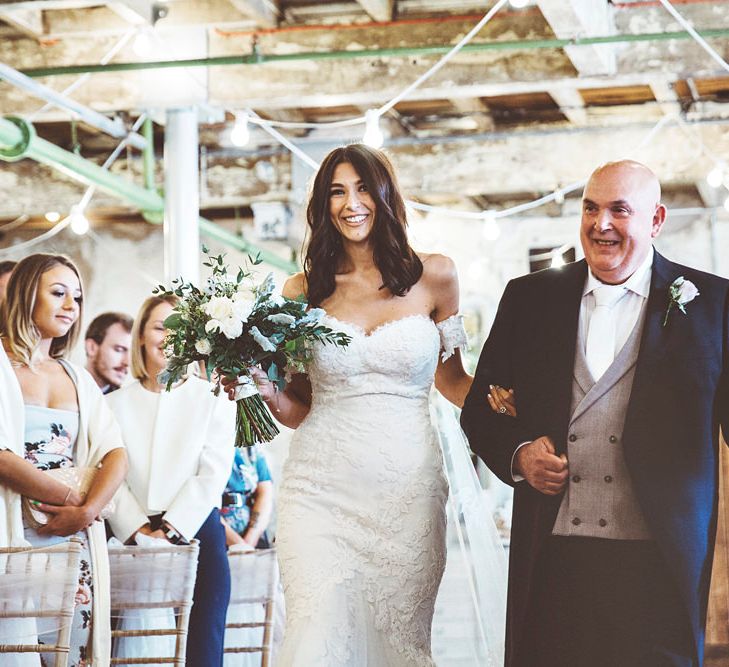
left=432, top=395, right=508, bottom=667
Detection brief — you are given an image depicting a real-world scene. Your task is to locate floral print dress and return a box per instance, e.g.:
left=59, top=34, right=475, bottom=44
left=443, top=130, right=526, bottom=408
left=23, top=405, right=92, bottom=667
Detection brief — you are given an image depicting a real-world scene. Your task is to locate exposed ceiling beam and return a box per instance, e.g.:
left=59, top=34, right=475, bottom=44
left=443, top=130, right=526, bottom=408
left=0, top=5, right=43, bottom=37
left=649, top=80, right=682, bottom=117
left=227, top=0, right=279, bottom=27
left=548, top=88, right=587, bottom=125
left=536, top=0, right=617, bottom=76
left=353, top=0, right=395, bottom=22
left=449, top=97, right=495, bottom=132
left=106, top=1, right=156, bottom=26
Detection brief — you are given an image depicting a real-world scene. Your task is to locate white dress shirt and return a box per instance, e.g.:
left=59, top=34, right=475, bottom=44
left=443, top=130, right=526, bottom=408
left=580, top=247, right=653, bottom=365
left=511, top=248, right=654, bottom=481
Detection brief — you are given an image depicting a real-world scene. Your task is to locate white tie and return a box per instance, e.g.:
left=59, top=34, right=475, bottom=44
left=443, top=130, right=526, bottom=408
left=585, top=285, right=626, bottom=382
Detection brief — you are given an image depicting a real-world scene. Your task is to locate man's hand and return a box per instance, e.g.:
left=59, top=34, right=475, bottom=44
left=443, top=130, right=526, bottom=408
left=514, top=436, right=568, bottom=496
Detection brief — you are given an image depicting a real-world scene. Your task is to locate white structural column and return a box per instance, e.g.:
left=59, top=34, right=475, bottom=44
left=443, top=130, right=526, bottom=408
left=164, top=107, right=200, bottom=285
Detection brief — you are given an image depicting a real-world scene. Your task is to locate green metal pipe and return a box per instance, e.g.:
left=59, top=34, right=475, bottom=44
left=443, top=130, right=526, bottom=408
left=19, top=28, right=729, bottom=78
left=0, top=116, right=298, bottom=273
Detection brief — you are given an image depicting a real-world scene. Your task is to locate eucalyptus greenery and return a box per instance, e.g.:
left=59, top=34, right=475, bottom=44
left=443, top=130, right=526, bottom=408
left=153, top=247, right=351, bottom=447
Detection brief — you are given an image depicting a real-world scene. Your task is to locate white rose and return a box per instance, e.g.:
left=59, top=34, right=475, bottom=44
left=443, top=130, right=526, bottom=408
left=231, top=295, right=254, bottom=322
left=221, top=316, right=243, bottom=340
left=250, top=326, right=276, bottom=352
left=203, top=296, right=234, bottom=321
left=205, top=319, right=223, bottom=334
left=676, top=279, right=699, bottom=305
left=195, top=338, right=212, bottom=355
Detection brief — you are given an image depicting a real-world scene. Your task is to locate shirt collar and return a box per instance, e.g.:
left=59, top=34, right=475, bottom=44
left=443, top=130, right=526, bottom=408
left=584, top=246, right=653, bottom=299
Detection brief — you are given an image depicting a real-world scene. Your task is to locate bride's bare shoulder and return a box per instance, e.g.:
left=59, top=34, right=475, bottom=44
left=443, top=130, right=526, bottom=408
left=418, top=253, right=458, bottom=288
left=283, top=272, right=307, bottom=300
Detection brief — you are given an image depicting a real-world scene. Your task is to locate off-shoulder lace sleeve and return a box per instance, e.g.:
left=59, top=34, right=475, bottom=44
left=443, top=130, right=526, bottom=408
left=435, top=314, right=468, bottom=362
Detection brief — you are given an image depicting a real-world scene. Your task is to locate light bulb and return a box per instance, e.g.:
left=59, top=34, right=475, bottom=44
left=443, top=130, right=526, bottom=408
left=363, top=109, right=384, bottom=149
left=551, top=253, right=565, bottom=269
left=45, top=211, right=61, bottom=223
left=69, top=206, right=89, bottom=235
left=509, top=0, right=530, bottom=8
left=553, top=189, right=565, bottom=205
left=481, top=214, right=500, bottom=241
left=230, top=114, right=250, bottom=147
left=707, top=165, right=724, bottom=188
left=724, top=195, right=729, bottom=213
left=133, top=30, right=154, bottom=58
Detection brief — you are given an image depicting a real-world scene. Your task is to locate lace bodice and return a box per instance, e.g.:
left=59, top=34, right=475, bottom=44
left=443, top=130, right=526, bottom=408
left=307, top=313, right=466, bottom=404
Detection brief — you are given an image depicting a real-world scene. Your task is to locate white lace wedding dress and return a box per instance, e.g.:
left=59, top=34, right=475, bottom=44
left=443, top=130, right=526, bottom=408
left=275, top=313, right=466, bottom=667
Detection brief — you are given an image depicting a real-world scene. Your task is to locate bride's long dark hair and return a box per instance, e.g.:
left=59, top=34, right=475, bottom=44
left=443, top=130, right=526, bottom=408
left=304, top=144, right=423, bottom=307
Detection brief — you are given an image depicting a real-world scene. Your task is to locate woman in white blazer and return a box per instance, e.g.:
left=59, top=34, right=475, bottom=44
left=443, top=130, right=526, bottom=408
left=107, top=294, right=235, bottom=666
left=0, top=254, right=128, bottom=666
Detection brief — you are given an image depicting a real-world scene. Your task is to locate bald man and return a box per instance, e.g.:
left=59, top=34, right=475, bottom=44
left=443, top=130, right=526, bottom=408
left=462, top=161, right=729, bottom=667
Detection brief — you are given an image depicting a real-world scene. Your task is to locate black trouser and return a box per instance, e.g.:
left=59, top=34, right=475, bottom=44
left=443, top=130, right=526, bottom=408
left=517, top=536, right=695, bottom=667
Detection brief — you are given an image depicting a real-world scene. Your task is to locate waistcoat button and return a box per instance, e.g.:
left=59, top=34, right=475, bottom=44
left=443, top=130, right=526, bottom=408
left=572, top=517, right=581, bottom=526
left=599, top=519, right=608, bottom=527
left=609, top=435, right=618, bottom=443
left=568, top=434, right=577, bottom=442
left=604, top=475, right=613, bottom=483
left=572, top=475, right=581, bottom=483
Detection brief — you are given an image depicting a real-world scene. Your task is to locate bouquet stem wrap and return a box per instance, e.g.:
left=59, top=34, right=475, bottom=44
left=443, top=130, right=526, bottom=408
left=234, top=377, right=280, bottom=447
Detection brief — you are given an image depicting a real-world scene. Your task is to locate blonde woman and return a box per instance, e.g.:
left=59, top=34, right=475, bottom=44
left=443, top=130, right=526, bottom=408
left=0, top=253, right=128, bottom=666
left=107, top=295, right=235, bottom=666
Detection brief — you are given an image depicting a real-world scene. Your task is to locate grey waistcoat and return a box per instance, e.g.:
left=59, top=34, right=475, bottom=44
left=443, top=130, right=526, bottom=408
left=552, top=304, right=653, bottom=540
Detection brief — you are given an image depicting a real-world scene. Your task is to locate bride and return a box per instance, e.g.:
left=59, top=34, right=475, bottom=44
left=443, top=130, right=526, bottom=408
left=230, top=143, right=507, bottom=666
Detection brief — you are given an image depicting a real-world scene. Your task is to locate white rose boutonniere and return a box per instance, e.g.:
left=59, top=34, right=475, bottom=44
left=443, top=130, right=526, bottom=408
left=663, top=276, right=699, bottom=327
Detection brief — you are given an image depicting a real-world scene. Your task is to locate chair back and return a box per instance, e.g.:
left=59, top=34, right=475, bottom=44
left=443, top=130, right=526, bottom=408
left=108, top=541, right=199, bottom=665
left=224, top=547, right=279, bottom=667
left=0, top=538, right=83, bottom=667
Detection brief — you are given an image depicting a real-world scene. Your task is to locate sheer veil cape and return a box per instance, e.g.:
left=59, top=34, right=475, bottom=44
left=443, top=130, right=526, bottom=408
left=432, top=394, right=508, bottom=666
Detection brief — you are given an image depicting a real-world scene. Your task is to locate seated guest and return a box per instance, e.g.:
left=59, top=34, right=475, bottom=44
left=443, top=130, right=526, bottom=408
left=0, top=253, right=128, bottom=665
left=85, top=312, right=133, bottom=394
left=0, top=260, right=17, bottom=302
left=221, top=446, right=274, bottom=549
left=106, top=295, right=235, bottom=667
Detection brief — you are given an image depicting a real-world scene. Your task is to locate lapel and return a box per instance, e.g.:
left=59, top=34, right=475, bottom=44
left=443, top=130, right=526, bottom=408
left=543, top=260, right=587, bottom=450
left=622, top=250, right=674, bottom=440
left=569, top=306, right=646, bottom=425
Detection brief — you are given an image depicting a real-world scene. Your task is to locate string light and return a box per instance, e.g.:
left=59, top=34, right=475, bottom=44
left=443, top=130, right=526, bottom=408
left=707, top=165, right=725, bottom=188
left=724, top=195, right=729, bottom=213
left=230, top=113, right=250, bottom=147
left=362, top=110, right=384, bottom=149
left=133, top=29, right=154, bottom=58
left=44, top=211, right=61, bottom=223
left=481, top=213, right=500, bottom=241
left=509, top=0, right=530, bottom=8
left=69, top=206, right=89, bottom=235
left=550, top=252, right=565, bottom=269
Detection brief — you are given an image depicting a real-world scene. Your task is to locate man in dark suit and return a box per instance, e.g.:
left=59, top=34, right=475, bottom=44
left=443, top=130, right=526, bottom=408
left=461, top=160, right=729, bottom=667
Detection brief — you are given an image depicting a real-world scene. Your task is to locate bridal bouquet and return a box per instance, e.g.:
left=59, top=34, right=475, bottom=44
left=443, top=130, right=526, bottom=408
left=153, top=248, right=351, bottom=447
